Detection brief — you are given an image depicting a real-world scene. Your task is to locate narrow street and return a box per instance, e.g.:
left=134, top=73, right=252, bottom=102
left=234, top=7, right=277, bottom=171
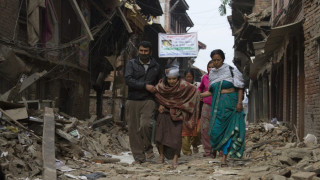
left=2, top=114, right=320, bottom=180
left=58, top=124, right=320, bottom=180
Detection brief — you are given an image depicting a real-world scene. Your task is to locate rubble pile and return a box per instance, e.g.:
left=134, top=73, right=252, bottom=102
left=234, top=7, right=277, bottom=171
left=244, top=123, right=297, bottom=160
left=237, top=124, right=320, bottom=180
left=0, top=107, right=128, bottom=180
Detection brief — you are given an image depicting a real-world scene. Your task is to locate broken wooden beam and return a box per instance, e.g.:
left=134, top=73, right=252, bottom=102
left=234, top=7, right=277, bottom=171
left=19, top=71, right=47, bottom=93
left=68, top=0, right=94, bottom=41
left=42, top=107, right=57, bottom=180
left=63, top=118, right=78, bottom=133
left=89, top=115, right=97, bottom=124
left=59, top=112, right=72, bottom=119
left=88, top=115, right=97, bottom=127
left=56, top=129, right=79, bottom=144
left=91, top=115, right=113, bottom=129
left=116, top=7, right=133, bottom=33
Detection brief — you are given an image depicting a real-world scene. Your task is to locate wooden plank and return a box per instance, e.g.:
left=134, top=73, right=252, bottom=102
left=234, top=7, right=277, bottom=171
left=59, top=112, right=72, bottom=119
left=88, top=115, right=97, bottom=124
left=68, top=0, right=94, bottom=41
left=19, top=71, right=47, bottom=93
left=91, top=115, right=113, bottom=129
left=29, top=116, right=44, bottom=123
left=116, top=7, right=133, bottom=33
left=42, top=107, right=56, bottom=180
left=5, top=107, right=28, bottom=120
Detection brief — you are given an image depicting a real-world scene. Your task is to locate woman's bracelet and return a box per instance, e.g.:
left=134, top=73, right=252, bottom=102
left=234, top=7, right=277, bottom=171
left=237, top=102, right=242, bottom=104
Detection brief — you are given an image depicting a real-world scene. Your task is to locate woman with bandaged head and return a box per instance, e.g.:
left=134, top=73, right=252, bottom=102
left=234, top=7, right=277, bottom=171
left=153, top=61, right=201, bottom=169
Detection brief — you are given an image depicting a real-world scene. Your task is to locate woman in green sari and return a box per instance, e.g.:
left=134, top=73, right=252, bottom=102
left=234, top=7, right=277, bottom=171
left=201, top=49, right=246, bottom=167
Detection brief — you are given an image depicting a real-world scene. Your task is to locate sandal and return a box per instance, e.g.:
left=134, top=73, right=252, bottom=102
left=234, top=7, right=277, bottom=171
left=172, top=162, right=178, bottom=169
left=157, top=156, right=164, bottom=164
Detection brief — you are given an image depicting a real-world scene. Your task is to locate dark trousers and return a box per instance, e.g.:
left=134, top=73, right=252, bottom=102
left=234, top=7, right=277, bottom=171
left=126, top=100, right=156, bottom=162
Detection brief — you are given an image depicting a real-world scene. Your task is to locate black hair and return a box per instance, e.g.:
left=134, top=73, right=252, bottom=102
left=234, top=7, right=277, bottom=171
left=163, top=76, right=180, bottom=86
left=184, top=69, right=195, bottom=83
left=184, top=69, right=195, bottom=77
left=207, top=60, right=214, bottom=67
left=138, top=41, right=152, bottom=50
left=210, top=49, right=225, bottom=60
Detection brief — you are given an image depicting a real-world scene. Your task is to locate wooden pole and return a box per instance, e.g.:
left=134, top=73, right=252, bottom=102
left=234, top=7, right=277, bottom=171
left=68, top=0, right=94, bottom=41
left=116, top=7, right=133, bottom=33
left=42, top=108, right=56, bottom=180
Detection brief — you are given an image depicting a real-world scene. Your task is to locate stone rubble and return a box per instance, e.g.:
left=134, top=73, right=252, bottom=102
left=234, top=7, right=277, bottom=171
left=1, top=115, right=320, bottom=180
left=0, top=109, right=128, bottom=180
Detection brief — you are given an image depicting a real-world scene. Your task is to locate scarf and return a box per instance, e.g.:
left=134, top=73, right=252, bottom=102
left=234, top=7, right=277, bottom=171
left=155, top=79, right=200, bottom=130
left=209, top=63, right=245, bottom=88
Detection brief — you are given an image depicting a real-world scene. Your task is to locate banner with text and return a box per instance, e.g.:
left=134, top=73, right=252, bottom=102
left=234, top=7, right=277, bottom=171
left=158, top=33, right=198, bottom=58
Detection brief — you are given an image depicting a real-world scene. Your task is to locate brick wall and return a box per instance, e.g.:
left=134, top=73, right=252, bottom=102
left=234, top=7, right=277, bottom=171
left=303, top=0, right=320, bottom=137
left=45, top=70, right=90, bottom=119
left=71, top=70, right=90, bottom=119
left=253, top=0, right=272, bottom=14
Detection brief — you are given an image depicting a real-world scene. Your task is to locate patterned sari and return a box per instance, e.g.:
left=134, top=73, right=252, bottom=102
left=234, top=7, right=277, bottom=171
left=209, top=80, right=246, bottom=158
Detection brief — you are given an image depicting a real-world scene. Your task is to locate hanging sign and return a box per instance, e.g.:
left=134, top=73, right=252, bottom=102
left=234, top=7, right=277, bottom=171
left=158, top=32, right=198, bottom=57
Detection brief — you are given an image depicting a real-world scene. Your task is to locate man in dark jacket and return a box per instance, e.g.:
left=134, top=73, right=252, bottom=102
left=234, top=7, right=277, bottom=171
left=125, top=41, right=161, bottom=164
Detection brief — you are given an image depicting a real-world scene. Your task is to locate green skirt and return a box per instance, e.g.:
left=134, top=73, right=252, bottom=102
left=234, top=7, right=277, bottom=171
left=209, top=80, right=246, bottom=158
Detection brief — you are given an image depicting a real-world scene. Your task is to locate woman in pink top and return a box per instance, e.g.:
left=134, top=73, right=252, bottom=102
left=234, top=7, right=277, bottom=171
left=198, top=60, right=214, bottom=157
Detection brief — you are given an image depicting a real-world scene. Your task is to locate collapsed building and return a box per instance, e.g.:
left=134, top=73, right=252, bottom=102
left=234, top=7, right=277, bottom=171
left=229, top=0, right=320, bottom=139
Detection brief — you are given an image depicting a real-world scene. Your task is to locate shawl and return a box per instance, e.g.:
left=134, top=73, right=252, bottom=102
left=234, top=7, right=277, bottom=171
left=209, top=63, right=244, bottom=88
left=155, top=79, right=200, bottom=130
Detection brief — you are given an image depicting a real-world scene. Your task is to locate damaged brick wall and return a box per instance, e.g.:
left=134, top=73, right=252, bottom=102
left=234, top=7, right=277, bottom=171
left=303, top=0, right=320, bottom=138
left=0, top=0, right=19, bottom=39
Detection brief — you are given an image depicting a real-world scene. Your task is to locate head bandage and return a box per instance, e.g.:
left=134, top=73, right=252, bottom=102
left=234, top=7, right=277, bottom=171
left=165, top=67, right=179, bottom=77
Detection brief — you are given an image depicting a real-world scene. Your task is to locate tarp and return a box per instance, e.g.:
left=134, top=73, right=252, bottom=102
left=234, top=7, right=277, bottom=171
left=158, top=33, right=198, bottom=58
